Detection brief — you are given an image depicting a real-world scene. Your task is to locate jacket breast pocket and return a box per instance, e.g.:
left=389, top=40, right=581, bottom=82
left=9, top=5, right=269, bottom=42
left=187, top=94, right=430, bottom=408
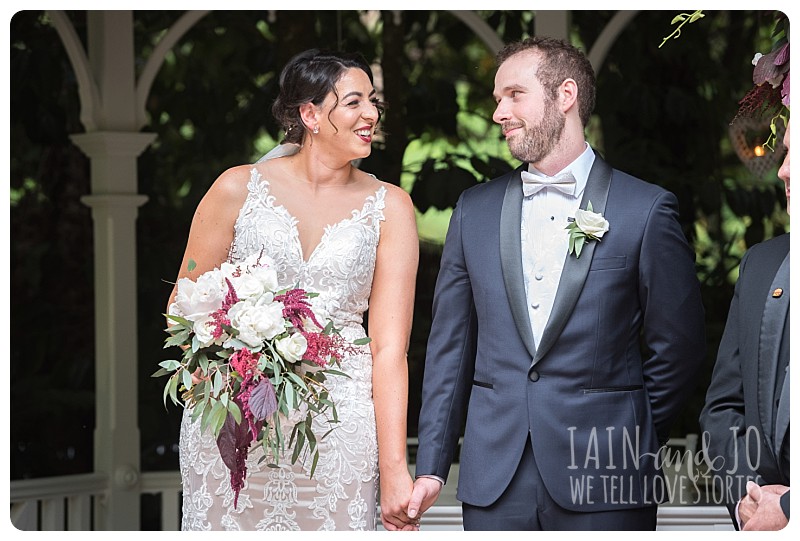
left=589, top=255, right=627, bottom=271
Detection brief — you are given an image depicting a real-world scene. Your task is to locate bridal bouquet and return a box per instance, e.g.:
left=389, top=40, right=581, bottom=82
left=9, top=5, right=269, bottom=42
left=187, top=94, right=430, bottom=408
left=154, top=252, right=366, bottom=507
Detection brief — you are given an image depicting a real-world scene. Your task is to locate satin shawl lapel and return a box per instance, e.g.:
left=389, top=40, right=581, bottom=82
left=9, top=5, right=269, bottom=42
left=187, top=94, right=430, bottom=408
left=500, top=167, right=537, bottom=359
left=533, top=154, right=613, bottom=365
left=758, top=251, right=790, bottom=455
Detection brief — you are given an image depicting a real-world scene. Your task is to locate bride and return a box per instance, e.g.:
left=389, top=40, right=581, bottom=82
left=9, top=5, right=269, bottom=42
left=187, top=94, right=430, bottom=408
left=167, top=49, right=420, bottom=531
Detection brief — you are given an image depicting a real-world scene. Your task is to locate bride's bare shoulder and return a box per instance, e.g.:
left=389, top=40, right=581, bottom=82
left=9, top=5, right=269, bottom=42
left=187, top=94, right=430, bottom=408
left=362, top=176, right=415, bottom=228
left=371, top=177, right=413, bottom=210
left=194, top=164, right=256, bottom=217
left=204, top=164, right=256, bottom=201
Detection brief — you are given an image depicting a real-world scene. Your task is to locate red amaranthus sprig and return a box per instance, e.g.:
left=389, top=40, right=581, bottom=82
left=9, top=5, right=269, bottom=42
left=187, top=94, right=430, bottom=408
left=303, top=330, right=361, bottom=367
left=274, top=288, right=323, bottom=330
left=218, top=347, right=282, bottom=508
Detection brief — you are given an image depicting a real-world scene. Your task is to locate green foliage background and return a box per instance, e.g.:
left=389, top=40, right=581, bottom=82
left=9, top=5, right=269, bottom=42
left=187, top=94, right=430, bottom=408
left=10, top=10, right=788, bottom=481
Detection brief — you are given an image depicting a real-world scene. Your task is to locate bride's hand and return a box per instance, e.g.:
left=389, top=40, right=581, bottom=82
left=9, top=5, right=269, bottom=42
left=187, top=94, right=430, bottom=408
left=380, top=466, right=419, bottom=531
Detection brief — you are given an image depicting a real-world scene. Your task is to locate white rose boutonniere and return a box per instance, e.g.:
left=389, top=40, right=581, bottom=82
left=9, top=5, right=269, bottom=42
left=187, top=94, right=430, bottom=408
left=566, top=201, right=609, bottom=258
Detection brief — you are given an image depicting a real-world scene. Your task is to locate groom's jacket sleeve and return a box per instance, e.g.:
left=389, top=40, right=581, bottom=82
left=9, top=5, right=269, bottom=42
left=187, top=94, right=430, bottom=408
left=415, top=194, right=477, bottom=481
left=638, top=191, right=706, bottom=445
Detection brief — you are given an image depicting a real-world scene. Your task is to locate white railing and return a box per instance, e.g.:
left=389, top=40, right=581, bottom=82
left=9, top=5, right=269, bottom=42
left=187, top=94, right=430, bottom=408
left=9, top=433, right=733, bottom=531
left=140, top=471, right=182, bottom=531
left=9, top=472, right=108, bottom=531
left=10, top=471, right=733, bottom=531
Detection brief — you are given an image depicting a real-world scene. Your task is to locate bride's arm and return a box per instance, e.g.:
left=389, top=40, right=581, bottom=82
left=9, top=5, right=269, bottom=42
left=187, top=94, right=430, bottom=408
left=165, top=166, right=250, bottom=311
left=368, top=183, right=419, bottom=531
left=165, top=166, right=250, bottom=383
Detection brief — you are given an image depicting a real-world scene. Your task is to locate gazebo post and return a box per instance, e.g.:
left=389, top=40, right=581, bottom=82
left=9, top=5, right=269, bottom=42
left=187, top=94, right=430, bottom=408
left=64, top=10, right=153, bottom=530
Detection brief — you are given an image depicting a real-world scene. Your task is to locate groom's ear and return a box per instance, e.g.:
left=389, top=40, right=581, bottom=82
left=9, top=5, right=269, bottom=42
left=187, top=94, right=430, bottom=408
left=558, top=78, right=579, bottom=115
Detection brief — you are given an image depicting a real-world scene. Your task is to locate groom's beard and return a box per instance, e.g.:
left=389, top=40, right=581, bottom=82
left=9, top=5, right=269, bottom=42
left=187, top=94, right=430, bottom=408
left=505, top=97, right=565, bottom=164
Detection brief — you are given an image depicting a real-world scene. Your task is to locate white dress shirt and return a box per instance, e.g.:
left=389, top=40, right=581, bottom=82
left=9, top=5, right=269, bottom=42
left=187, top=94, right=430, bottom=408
left=521, top=143, right=595, bottom=347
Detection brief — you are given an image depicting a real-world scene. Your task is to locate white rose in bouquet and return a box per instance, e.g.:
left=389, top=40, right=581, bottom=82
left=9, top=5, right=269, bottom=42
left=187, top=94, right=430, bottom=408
left=275, top=333, right=308, bottom=362
left=250, top=265, right=279, bottom=293
left=227, top=299, right=285, bottom=348
left=229, top=273, right=267, bottom=300
left=173, top=269, right=225, bottom=319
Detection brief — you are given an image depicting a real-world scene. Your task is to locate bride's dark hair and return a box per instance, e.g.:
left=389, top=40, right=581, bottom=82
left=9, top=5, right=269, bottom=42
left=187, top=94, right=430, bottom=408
left=272, top=49, right=382, bottom=145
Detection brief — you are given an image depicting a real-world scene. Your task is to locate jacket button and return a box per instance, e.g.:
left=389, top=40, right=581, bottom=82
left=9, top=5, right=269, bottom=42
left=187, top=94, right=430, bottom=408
left=528, top=370, right=540, bottom=382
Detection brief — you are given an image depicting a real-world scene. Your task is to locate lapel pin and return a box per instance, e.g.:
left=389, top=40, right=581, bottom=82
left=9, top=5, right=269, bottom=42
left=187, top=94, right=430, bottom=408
left=772, top=288, right=784, bottom=298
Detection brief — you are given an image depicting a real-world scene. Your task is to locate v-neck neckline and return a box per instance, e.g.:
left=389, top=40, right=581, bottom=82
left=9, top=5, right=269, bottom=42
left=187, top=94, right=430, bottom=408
left=255, top=171, right=382, bottom=264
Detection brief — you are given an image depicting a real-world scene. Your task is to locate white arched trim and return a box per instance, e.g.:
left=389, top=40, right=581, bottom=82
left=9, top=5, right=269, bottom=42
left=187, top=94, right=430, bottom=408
left=136, top=10, right=210, bottom=129
left=47, top=10, right=102, bottom=131
left=588, top=11, right=639, bottom=72
left=449, top=11, right=505, bottom=54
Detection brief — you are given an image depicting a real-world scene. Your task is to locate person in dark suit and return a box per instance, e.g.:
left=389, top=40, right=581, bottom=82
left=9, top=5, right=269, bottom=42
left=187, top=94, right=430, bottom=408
left=406, top=37, right=706, bottom=530
left=699, top=120, right=790, bottom=531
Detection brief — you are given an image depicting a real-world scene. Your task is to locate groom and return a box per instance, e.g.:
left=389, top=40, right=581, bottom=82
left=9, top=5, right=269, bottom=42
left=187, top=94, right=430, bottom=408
left=408, top=37, right=706, bottom=530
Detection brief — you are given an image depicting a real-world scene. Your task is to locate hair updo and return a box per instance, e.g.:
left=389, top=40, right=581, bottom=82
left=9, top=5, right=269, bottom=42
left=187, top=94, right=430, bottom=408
left=272, top=49, right=378, bottom=145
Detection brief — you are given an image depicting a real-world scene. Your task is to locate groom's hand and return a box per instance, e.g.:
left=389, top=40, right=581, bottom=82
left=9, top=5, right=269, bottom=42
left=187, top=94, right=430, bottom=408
left=407, top=477, right=443, bottom=522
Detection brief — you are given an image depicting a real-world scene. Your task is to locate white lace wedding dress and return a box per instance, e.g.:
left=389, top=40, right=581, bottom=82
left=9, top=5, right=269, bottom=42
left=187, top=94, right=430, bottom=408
left=179, top=164, right=386, bottom=530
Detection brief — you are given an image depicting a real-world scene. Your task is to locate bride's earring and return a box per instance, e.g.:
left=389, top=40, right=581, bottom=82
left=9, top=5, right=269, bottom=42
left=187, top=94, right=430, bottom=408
left=312, top=125, right=319, bottom=134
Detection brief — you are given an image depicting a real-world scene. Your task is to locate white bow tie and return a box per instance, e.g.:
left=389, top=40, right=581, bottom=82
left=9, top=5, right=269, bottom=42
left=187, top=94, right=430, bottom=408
left=520, top=169, right=577, bottom=197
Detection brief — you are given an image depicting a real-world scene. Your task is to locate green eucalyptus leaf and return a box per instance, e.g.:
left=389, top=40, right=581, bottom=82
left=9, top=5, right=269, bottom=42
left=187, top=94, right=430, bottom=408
left=331, top=405, right=340, bottom=424
left=181, top=369, right=193, bottom=391
left=575, top=235, right=585, bottom=257
left=200, top=399, right=213, bottom=429
left=198, top=353, right=209, bottom=375
left=191, top=400, right=206, bottom=422
left=285, top=383, right=296, bottom=409
left=165, top=314, right=192, bottom=327
left=158, top=359, right=182, bottom=371
left=352, top=337, right=372, bottom=346
left=292, top=430, right=305, bottom=463
left=164, top=332, right=190, bottom=348
left=166, top=374, right=180, bottom=406
left=152, top=367, right=171, bottom=378
left=227, top=399, right=242, bottom=424
left=285, top=371, right=307, bottom=389
left=187, top=259, right=197, bottom=272
left=209, top=400, right=227, bottom=437
left=310, top=450, right=319, bottom=478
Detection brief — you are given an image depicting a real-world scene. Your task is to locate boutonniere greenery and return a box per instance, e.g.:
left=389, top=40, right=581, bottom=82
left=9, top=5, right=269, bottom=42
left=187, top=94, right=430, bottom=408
left=566, top=201, right=610, bottom=258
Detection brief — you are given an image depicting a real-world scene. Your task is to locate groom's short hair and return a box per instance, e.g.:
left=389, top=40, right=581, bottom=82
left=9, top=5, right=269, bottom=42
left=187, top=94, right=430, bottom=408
left=497, top=37, right=596, bottom=127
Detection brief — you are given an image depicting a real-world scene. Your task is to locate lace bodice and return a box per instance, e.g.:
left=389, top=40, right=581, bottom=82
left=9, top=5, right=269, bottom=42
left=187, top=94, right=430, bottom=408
left=230, top=168, right=386, bottom=330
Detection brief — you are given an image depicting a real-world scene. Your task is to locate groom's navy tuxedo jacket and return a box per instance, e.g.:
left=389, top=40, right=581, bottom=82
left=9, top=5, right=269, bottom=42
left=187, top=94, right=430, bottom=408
left=700, top=233, right=790, bottom=525
left=416, top=154, right=706, bottom=512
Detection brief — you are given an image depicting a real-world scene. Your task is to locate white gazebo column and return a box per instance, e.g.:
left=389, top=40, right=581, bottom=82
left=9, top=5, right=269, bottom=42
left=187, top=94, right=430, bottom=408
left=72, top=131, right=154, bottom=530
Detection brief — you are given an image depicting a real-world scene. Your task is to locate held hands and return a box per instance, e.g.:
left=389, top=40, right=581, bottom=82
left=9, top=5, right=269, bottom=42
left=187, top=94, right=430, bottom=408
left=740, top=481, right=789, bottom=531
left=380, top=467, right=419, bottom=531
left=406, top=477, right=443, bottom=525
